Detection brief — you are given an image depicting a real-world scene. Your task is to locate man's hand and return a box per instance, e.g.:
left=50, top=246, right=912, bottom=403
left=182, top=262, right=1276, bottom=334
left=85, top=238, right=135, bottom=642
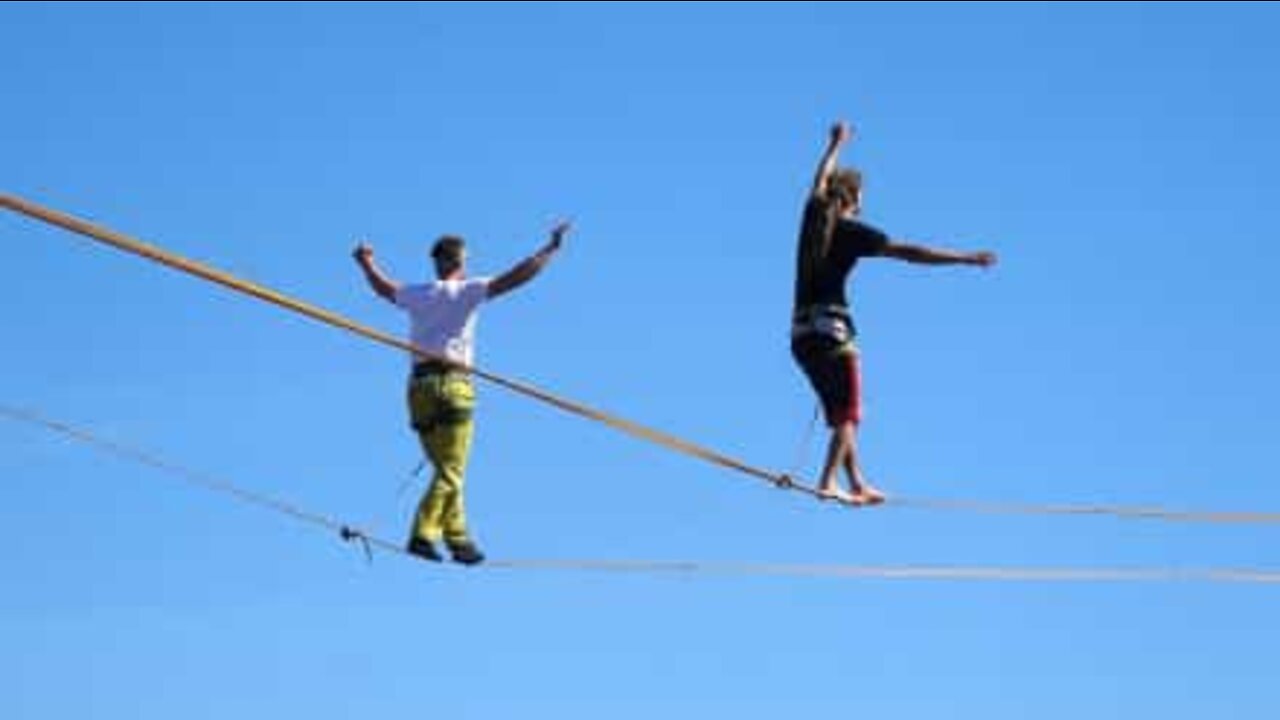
left=969, top=251, right=998, bottom=268
left=488, top=220, right=571, bottom=301
left=352, top=242, right=374, bottom=266
left=830, top=121, right=853, bottom=148
left=352, top=241, right=399, bottom=302
left=544, top=220, right=571, bottom=255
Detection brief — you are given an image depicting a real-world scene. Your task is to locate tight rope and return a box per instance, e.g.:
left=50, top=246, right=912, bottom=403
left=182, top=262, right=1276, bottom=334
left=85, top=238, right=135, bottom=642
left=485, top=559, right=1280, bottom=584
left=6, top=193, right=1280, bottom=527
left=6, top=402, right=1280, bottom=585
left=887, top=497, right=1280, bottom=525
left=0, top=193, right=783, bottom=487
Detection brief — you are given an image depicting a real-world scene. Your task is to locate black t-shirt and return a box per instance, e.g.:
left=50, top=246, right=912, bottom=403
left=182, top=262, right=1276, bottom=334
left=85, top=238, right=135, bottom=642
left=793, top=196, right=889, bottom=325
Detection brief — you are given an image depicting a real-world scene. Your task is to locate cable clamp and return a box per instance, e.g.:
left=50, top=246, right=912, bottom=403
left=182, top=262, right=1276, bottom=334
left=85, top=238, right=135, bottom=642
left=340, top=525, right=374, bottom=564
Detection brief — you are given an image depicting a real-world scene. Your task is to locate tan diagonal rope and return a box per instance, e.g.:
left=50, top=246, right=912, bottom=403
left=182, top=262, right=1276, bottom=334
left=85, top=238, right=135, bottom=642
left=1, top=193, right=784, bottom=488
left=6, top=192, right=1280, bottom=526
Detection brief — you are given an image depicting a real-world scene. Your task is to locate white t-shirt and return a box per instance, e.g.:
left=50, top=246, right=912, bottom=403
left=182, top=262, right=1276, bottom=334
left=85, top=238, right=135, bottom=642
left=394, top=277, right=492, bottom=367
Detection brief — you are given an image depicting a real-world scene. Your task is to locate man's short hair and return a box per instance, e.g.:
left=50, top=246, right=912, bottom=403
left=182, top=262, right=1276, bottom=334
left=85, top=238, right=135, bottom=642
left=431, top=235, right=466, bottom=263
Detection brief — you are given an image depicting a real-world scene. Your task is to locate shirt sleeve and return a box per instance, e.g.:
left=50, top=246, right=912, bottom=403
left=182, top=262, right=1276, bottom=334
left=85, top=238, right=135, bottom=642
left=858, top=223, right=891, bottom=257
left=463, top=277, right=492, bottom=309
left=392, top=284, right=420, bottom=310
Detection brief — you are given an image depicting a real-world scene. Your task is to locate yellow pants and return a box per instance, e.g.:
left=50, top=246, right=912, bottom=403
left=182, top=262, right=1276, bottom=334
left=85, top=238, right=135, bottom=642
left=406, top=372, right=476, bottom=546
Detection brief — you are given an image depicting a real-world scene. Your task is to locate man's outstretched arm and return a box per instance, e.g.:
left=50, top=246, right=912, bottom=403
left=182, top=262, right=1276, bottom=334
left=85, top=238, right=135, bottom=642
left=352, top=242, right=400, bottom=303
left=880, top=241, right=998, bottom=268
left=487, top=220, right=570, bottom=301
left=811, top=121, right=852, bottom=200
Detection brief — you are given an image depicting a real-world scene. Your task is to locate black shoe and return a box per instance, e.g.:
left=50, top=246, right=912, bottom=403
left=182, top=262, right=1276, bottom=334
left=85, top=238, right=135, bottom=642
left=406, top=537, right=443, bottom=562
left=447, top=541, right=485, bottom=566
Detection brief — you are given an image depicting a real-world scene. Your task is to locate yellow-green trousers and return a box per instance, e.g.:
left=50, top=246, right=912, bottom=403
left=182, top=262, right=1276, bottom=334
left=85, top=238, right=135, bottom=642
left=406, top=372, right=476, bottom=546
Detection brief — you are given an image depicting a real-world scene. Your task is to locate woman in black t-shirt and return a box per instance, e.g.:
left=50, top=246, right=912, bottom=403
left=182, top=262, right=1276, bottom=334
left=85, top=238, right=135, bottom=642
left=791, top=121, right=997, bottom=505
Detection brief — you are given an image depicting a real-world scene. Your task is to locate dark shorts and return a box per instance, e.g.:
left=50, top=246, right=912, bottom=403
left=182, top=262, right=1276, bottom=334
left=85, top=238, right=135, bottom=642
left=791, top=333, right=861, bottom=427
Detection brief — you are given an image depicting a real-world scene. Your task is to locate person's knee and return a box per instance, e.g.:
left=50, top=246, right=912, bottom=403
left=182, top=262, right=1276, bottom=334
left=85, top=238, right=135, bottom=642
left=437, top=465, right=466, bottom=486
left=834, top=420, right=858, bottom=443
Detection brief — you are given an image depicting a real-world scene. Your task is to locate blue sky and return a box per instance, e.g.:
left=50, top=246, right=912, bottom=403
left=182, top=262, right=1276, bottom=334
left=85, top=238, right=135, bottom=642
left=3, top=2, right=1280, bottom=717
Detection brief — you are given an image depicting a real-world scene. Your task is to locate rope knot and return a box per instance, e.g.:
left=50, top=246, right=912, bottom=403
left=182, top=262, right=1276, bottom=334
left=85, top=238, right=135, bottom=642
left=340, top=525, right=373, bottom=564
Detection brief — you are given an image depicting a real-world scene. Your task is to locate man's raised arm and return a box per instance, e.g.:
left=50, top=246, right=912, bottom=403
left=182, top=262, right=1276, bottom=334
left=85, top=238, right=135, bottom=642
left=487, top=220, right=570, bottom=301
left=352, top=242, right=400, bottom=303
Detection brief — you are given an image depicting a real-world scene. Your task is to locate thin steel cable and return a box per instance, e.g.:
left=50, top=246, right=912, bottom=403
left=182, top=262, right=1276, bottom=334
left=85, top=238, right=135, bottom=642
left=484, top=559, right=1280, bottom=584
left=886, top=496, right=1280, bottom=525
left=0, top=404, right=404, bottom=555
left=6, top=403, right=1280, bottom=585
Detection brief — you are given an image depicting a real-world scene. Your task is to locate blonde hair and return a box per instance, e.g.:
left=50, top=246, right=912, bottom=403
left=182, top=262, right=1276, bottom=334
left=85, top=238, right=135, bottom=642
left=818, top=168, right=862, bottom=258
left=828, top=168, right=862, bottom=207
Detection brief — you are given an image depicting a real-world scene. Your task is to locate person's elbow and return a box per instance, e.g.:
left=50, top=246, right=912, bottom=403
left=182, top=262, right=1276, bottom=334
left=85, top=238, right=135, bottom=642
left=372, top=280, right=399, bottom=304
left=490, top=262, right=543, bottom=299
left=809, top=182, right=831, bottom=204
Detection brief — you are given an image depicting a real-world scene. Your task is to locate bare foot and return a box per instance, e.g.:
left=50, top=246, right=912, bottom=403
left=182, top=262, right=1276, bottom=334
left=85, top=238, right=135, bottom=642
left=817, top=485, right=855, bottom=503
left=850, top=486, right=886, bottom=507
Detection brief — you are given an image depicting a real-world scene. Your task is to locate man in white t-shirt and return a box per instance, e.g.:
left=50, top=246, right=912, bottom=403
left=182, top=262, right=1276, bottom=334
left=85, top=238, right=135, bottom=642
left=353, top=221, right=569, bottom=565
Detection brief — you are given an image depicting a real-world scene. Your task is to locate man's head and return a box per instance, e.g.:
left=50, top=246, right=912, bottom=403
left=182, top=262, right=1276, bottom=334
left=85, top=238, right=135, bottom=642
left=829, top=168, right=863, bottom=217
left=431, top=235, right=466, bottom=279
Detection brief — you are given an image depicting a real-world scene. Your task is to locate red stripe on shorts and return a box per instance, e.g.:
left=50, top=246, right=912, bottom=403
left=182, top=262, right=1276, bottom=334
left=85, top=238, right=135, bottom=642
left=845, top=350, right=861, bottom=426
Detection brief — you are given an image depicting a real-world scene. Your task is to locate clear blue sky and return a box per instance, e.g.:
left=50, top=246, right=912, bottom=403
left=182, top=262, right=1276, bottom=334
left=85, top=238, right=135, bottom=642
left=4, top=2, right=1280, bottom=717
